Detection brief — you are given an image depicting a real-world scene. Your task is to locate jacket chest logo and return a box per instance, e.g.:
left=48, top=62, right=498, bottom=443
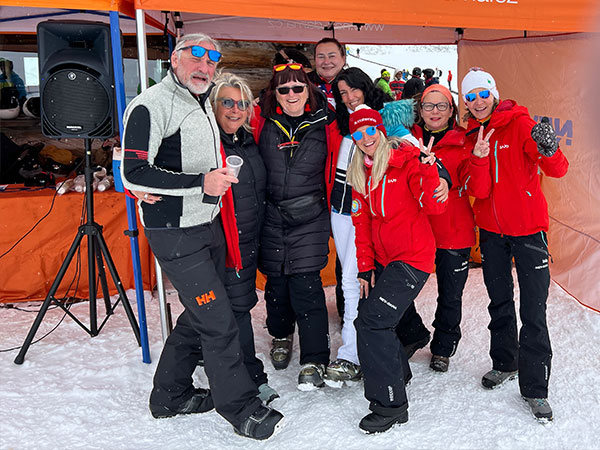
left=499, top=144, right=509, bottom=150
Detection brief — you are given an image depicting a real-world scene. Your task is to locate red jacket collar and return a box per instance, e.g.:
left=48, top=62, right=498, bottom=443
left=467, top=99, right=530, bottom=132
left=388, top=142, right=420, bottom=168
left=411, top=124, right=466, bottom=147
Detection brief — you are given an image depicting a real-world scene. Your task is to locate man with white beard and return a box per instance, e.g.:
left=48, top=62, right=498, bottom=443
left=121, top=33, right=283, bottom=440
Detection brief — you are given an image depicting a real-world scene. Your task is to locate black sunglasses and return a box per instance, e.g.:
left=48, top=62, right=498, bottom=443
left=277, top=85, right=306, bottom=95
left=218, top=97, right=250, bottom=111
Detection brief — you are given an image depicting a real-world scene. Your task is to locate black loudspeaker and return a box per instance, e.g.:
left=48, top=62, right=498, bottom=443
left=37, top=20, right=116, bottom=139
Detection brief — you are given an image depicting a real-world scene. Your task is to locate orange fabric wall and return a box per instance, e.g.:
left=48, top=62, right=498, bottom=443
left=458, top=34, right=600, bottom=312
left=133, top=0, right=600, bottom=33
left=0, top=188, right=156, bottom=303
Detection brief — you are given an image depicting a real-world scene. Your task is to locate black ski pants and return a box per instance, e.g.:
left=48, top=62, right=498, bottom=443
left=145, top=220, right=261, bottom=428
left=430, top=247, right=471, bottom=357
left=225, top=262, right=268, bottom=387
left=264, top=272, right=330, bottom=365
left=355, top=261, right=429, bottom=414
left=374, top=261, right=430, bottom=348
left=479, top=229, right=552, bottom=398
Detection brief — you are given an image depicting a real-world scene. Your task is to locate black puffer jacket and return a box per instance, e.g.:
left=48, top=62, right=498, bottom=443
left=222, top=127, right=267, bottom=307
left=258, top=101, right=332, bottom=276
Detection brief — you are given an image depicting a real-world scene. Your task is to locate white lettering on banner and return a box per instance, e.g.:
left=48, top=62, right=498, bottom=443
left=471, top=0, right=519, bottom=4
left=267, top=20, right=385, bottom=32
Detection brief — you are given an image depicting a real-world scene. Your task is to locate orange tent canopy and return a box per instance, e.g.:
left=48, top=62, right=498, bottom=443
left=0, top=0, right=136, bottom=16
left=133, top=0, right=600, bottom=33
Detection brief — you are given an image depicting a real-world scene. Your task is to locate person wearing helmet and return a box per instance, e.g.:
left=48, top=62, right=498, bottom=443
left=401, top=67, right=425, bottom=100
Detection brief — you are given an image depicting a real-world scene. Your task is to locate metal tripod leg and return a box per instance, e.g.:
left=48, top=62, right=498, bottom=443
left=94, top=231, right=141, bottom=344
left=14, top=227, right=85, bottom=364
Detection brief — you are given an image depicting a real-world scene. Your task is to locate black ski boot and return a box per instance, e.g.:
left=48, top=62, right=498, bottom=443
left=234, top=405, right=284, bottom=440
left=150, top=388, right=214, bottom=418
left=359, top=409, right=408, bottom=434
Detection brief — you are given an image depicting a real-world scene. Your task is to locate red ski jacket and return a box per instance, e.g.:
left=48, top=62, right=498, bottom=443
left=412, top=125, right=477, bottom=249
left=351, top=142, right=446, bottom=273
left=465, top=100, right=569, bottom=236
left=218, top=143, right=242, bottom=272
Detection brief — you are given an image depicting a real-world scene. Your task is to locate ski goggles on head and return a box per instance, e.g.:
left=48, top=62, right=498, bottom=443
left=351, top=126, right=379, bottom=141
left=217, top=97, right=250, bottom=110
left=180, top=45, right=222, bottom=63
left=273, top=63, right=304, bottom=72
left=276, top=84, right=306, bottom=95
left=464, top=90, right=491, bottom=102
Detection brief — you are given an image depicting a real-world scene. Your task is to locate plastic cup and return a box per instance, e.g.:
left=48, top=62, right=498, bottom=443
left=226, top=155, right=243, bottom=177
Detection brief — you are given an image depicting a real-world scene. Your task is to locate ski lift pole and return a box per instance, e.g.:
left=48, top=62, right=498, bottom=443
left=110, top=10, right=151, bottom=364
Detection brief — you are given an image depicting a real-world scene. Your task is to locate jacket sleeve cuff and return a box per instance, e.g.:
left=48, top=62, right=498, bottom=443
left=470, top=154, right=489, bottom=166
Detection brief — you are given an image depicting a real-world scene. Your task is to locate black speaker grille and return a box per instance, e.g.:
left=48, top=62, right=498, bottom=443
left=42, top=68, right=111, bottom=138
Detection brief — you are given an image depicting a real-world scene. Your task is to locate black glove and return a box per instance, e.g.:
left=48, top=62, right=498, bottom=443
left=531, top=117, right=558, bottom=157
left=357, top=270, right=373, bottom=282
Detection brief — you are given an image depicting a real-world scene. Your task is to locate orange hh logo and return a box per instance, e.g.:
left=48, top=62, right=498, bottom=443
left=195, top=290, right=216, bottom=306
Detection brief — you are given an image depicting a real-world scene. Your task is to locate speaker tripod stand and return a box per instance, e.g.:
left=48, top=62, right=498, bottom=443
left=14, top=139, right=141, bottom=364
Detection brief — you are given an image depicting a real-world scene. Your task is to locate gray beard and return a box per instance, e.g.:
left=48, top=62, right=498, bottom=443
left=172, top=70, right=209, bottom=95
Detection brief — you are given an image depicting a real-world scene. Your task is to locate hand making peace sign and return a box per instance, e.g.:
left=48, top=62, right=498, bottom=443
left=473, top=126, right=495, bottom=158
left=418, top=137, right=437, bottom=165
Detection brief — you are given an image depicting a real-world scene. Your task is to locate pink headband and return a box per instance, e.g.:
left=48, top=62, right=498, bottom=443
left=422, top=84, right=453, bottom=105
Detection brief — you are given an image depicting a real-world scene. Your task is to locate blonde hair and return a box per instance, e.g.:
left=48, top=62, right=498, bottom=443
left=348, top=132, right=408, bottom=196
left=209, top=72, right=255, bottom=132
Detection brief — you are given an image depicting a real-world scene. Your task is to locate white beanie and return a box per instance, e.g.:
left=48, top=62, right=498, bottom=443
left=461, top=69, right=499, bottom=100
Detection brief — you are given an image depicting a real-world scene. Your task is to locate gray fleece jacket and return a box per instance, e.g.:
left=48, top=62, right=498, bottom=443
left=121, top=71, right=222, bottom=229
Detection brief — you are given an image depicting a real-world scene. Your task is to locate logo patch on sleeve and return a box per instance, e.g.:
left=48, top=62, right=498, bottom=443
left=351, top=199, right=361, bottom=215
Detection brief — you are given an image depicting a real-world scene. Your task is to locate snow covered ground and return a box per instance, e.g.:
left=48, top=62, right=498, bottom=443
left=1, top=268, right=599, bottom=450
left=346, top=44, right=458, bottom=91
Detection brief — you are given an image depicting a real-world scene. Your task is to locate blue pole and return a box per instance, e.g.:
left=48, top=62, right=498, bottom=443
left=110, top=11, right=151, bottom=364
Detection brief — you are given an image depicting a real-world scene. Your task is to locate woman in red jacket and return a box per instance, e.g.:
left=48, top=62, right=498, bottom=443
left=411, top=84, right=486, bottom=373
left=347, top=105, right=446, bottom=433
left=461, top=68, right=569, bottom=423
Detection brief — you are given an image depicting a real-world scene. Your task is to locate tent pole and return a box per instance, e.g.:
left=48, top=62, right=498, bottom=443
left=135, top=8, right=171, bottom=343
left=110, top=11, right=151, bottom=364
left=136, top=9, right=149, bottom=91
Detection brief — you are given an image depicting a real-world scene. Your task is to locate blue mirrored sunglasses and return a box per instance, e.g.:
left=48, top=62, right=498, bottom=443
left=465, top=89, right=490, bottom=102
left=180, top=45, right=222, bottom=63
left=352, top=126, right=378, bottom=141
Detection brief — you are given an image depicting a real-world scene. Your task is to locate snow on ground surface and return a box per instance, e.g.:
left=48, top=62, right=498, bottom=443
left=1, top=268, right=599, bottom=450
